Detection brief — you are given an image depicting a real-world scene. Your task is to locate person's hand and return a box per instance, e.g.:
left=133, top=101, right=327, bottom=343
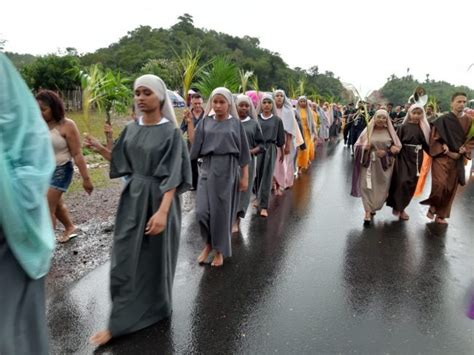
left=375, top=149, right=386, bottom=158
left=279, top=152, right=285, bottom=163
left=83, top=134, right=103, bottom=152
left=82, top=177, right=94, bottom=195
left=145, top=210, right=167, bottom=235
left=389, top=145, right=399, bottom=155
left=442, top=144, right=449, bottom=155
left=183, top=109, right=193, bottom=124
left=447, top=151, right=461, bottom=160
left=284, top=145, right=290, bottom=155
left=459, top=146, right=467, bottom=155
left=104, top=124, right=113, bottom=134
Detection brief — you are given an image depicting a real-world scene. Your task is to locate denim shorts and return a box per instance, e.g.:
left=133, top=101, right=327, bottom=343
left=50, top=161, right=74, bottom=192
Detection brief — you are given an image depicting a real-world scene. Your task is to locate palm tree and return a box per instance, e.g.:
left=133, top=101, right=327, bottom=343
left=79, top=65, right=131, bottom=132
left=174, top=45, right=207, bottom=105
left=195, top=57, right=240, bottom=97
left=239, top=69, right=253, bottom=93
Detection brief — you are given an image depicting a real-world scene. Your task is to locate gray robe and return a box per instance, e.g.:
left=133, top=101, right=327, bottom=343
left=0, top=228, right=49, bottom=355
left=256, top=114, right=285, bottom=209
left=108, top=121, right=191, bottom=337
left=190, top=116, right=251, bottom=257
left=237, top=119, right=265, bottom=218
left=360, top=129, right=395, bottom=212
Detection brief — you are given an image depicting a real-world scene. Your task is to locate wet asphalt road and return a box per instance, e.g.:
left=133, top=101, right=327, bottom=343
left=46, top=141, right=474, bottom=354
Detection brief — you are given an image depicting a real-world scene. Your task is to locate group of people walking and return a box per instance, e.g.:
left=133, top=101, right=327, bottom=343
left=349, top=94, right=473, bottom=225
left=1, top=49, right=472, bottom=353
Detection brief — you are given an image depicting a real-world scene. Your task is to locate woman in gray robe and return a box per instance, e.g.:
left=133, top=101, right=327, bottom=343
left=190, top=87, right=250, bottom=267
left=233, top=94, right=264, bottom=233
left=90, top=75, right=191, bottom=345
left=255, top=94, right=286, bottom=217
left=351, top=109, right=402, bottom=225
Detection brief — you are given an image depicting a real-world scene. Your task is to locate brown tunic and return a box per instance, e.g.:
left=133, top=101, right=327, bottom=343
left=420, top=114, right=473, bottom=218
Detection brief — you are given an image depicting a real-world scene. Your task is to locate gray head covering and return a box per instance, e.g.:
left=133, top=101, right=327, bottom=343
left=256, top=93, right=277, bottom=117
left=236, top=94, right=257, bottom=120
left=296, top=96, right=316, bottom=135
left=204, top=87, right=239, bottom=119
left=134, top=74, right=177, bottom=126
left=273, top=89, right=301, bottom=139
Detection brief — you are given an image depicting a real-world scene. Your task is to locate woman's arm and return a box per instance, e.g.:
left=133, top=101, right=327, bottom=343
left=65, top=119, right=93, bottom=194
left=145, top=188, right=176, bottom=235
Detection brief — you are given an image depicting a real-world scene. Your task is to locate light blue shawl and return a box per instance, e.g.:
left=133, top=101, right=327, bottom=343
left=0, top=53, right=55, bottom=279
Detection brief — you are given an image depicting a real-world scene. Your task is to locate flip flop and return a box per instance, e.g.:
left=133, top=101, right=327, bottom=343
left=58, top=232, right=79, bottom=243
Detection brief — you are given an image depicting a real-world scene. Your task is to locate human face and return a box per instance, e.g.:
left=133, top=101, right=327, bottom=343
left=374, top=114, right=388, bottom=128
left=451, top=95, right=466, bottom=115
left=135, top=86, right=161, bottom=113
left=38, top=100, right=53, bottom=122
left=191, top=98, right=203, bottom=113
left=212, top=94, right=230, bottom=118
left=237, top=101, right=250, bottom=119
left=387, top=104, right=393, bottom=111
left=274, top=92, right=285, bottom=107
left=299, top=99, right=307, bottom=109
left=426, top=106, right=433, bottom=115
left=262, top=99, right=273, bottom=114
left=409, top=108, right=423, bottom=124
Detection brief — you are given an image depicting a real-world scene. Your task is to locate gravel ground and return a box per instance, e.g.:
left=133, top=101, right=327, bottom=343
left=45, top=178, right=195, bottom=298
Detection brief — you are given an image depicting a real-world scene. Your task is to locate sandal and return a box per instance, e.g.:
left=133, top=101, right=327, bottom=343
left=57, top=231, right=79, bottom=243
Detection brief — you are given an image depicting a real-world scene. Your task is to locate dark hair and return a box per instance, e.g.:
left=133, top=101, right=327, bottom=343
left=36, top=90, right=65, bottom=122
left=191, top=93, right=202, bottom=100
left=451, top=92, right=467, bottom=102
left=387, top=102, right=394, bottom=107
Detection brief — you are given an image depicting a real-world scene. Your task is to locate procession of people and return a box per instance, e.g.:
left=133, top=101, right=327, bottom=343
left=1, top=49, right=473, bottom=353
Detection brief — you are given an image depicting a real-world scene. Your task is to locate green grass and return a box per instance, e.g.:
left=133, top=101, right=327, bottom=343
left=67, top=165, right=115, bottom=194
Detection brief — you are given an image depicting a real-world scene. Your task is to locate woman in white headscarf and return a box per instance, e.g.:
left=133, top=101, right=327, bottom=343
left=273, top=90, right=304, bottom=191
left=233, top=94, right=265, bottom=232
left=386, top=104, right=430, bottom=220
left=190, top=87, right=250, bottom=267
left=90, top=74, right=192, bottom=345
left=255, top=94, right=285, bottom=217
left=350, top=109, right=402, bottom=225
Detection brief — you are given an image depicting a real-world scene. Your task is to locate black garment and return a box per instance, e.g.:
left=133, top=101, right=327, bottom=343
left=386, top=123, right=429, bottom=211
left=348, top=114, right=367, bottom=147
left=343, top=108, right=356, bottom=144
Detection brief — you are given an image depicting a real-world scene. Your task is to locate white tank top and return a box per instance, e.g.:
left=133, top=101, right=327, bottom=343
left=50, top=127, right=71, bottom=166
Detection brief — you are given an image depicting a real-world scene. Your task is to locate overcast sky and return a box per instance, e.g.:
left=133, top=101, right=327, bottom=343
left=2, top=0, right=474, bottom=95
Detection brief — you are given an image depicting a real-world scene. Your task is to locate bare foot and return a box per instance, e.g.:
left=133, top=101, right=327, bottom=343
left=211, top=252, right=223, bottom=267
left=392, top=209, right=400, bottom=217
left=426, top=207, right=436, bottom=220
left=197, top=245, right=212, bottom=264
left=252, top=200, right=259, bottom=208
left=399, top=211, right=409, bottom=220
left=90, top=330, right=112, bottom=346
left=435, top=217, right=448, bottom=224
left=260, top=209, right=268, bottom=218
left=232, top=221, right=239, bottom=233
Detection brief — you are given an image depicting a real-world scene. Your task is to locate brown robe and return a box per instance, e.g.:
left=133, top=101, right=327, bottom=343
left=420, top=113, right=473, bottom=218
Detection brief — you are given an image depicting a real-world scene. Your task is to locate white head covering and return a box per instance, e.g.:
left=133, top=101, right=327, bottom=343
left=402, top=103, right=430, bottom=144
left=133, top=74, right=177, bottom=126
left=204, top=87, right=239, bottom=119
left=235, top=94, right=257, bottom=120
left=273, top=90, right=303, bottom=146
left=257, top=93, right=277, bottom=116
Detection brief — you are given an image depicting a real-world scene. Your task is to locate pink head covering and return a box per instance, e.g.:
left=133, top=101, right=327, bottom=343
left=355, top=109, right=402, bottom=152
left=402, top=103, right=430, bottom=144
